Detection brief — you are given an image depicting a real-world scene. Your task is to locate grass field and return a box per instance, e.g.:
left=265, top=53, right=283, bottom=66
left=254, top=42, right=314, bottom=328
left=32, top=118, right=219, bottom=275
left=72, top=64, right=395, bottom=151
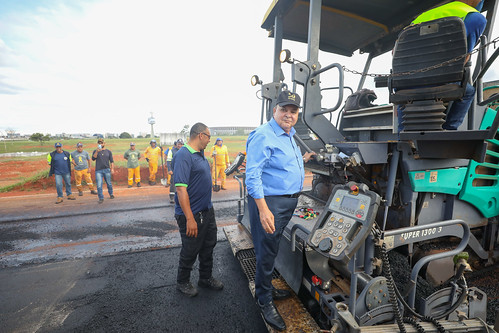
left=0, top=136, right=249, bottom=192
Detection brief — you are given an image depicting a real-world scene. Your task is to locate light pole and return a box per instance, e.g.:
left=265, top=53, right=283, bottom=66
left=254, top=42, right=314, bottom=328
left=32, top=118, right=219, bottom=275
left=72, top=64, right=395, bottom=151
left=148, top=113, right=156, bottom=138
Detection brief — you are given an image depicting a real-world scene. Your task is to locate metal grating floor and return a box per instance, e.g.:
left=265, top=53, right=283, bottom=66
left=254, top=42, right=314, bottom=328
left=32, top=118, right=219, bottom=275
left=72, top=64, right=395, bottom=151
left=236, top=248, right=280, bottom=282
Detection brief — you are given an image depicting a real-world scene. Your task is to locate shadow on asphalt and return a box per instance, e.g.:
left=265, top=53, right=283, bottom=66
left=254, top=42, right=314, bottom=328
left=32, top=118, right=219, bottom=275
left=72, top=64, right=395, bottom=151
left=0, top=241, right=268, bottom=333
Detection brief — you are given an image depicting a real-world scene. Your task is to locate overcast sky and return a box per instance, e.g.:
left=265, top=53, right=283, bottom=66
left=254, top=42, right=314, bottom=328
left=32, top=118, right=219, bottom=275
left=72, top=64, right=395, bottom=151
left=1, top=0, right=498, bottom=136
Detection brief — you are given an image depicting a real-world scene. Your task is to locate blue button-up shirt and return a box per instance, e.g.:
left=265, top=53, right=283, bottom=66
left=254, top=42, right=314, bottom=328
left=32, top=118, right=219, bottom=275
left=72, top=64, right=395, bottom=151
left=245, top=118, right=304, bottom=199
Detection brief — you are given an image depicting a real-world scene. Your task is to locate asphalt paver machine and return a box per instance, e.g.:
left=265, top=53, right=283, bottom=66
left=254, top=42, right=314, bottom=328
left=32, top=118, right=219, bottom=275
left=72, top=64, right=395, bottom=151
left=225, top=0, right=499, bottom=331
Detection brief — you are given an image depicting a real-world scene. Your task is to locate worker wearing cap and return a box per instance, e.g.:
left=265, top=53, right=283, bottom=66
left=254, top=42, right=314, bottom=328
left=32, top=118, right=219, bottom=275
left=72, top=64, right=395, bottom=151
left=166, top=138, right=184, bottom=203
left=48, top=142, right=76, bottom=204
left=246, top=90, right=316, bottom=331
left=71, top=142, right=97, bottom=196
left=144, top=139, right=162, bottom=185
left=210, top=138, right=230, bottom=190
left=124, top=142, right=141, bottom=188
left=92, top=138, right=115, bottom=204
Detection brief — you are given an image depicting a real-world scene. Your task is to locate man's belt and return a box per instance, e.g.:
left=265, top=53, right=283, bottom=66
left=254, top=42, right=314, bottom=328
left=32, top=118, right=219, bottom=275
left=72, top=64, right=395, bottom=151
left=277, top=193, right=301, bottom=199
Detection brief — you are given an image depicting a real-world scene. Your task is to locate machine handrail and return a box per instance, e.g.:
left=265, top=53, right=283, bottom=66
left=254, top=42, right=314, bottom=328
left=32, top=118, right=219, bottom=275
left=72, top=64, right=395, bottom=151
left=476, top=38, right=499, bottom=82
left=384, top=219, right=470, bottom=308
left=311, top=63, right=345, bottom=116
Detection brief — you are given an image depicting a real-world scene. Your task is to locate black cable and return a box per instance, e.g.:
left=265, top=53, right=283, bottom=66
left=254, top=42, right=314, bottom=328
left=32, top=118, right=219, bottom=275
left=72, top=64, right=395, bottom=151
left=381, top=243, right=469, bottom=321
left=382, top=243, right=407, bottom=332
left=423, top=316, right=446, bottom=333
left=403, top=317, right=425, bottom=333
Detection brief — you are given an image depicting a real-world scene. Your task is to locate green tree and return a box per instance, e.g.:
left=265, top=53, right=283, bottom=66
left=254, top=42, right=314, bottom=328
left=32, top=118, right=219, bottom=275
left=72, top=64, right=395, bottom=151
left=30, top=133, right=44, bottom=142
left=42, top=134, right=50, bottom=141
left=119, top=132, right=132, bottom=139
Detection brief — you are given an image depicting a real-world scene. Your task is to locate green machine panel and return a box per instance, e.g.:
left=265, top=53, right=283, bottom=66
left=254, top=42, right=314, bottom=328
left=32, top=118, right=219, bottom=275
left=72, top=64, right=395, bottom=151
left=409, top=168, right=467, bottom=195
left=459, top=108, right=499, bottom=218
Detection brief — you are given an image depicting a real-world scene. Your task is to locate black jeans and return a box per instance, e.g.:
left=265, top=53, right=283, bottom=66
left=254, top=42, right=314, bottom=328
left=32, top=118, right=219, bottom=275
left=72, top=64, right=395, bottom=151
left=175, top=207, right=217, bottom=283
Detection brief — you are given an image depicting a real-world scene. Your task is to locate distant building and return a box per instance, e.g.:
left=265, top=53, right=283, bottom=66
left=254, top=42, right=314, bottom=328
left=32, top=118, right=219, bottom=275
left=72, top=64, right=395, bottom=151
left=69, top=133, right=92, bottom=139
left=160, top=133, right=186, bottom=146
left=210, top=126, right=255, bottom=136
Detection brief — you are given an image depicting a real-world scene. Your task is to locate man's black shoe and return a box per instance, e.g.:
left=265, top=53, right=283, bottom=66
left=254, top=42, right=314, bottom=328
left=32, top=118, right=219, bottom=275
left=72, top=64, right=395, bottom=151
left=176, top=282, right=198, bottom=297
left=258, top=300, right=286, bottom=331
left=198, top=277, right=224, bottom=290
left=272, top=288, right=291, bottom=301
left=110, top=195, right=115, bottom=199
left=98, top=199, right=104, bottom=204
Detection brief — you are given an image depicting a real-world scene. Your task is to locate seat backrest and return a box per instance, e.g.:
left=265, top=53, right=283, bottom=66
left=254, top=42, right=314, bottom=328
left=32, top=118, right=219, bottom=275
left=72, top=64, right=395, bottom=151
left=391, top=17, right=467, bottom=90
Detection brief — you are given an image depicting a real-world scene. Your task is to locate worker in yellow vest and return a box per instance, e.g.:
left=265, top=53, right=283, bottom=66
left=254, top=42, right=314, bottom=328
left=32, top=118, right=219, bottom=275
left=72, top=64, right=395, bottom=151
left=144, top=139, right=162, bottom=185
left=397, top=0, right=486, bottom=131
left=210, top=138, right=230, bottom=190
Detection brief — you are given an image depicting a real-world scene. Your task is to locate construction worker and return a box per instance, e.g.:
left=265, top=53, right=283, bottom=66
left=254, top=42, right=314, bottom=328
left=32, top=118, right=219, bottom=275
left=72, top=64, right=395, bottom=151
left=210, top=138, right=230, bottom=190
left=397, top=0, right=486, bottom=131
left=48, top=142, right=76, bottom=204
left=71, top=142, right=97, bottom=196
left=164, top=141, right=175, bottom=186
left=144, top=139, right=162, bottom=185
left=124, top=142, right=141, bottom=188
left=166, top=138, right=184, bottom=203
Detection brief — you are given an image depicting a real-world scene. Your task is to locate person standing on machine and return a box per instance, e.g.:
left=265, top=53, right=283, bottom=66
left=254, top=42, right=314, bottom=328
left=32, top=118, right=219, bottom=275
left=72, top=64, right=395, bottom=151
left=397, top=0, right=486, bottom=131
left=210, top=138, right=230, bottom=190
left=246, top=90, right=315, bottom=331
left=144, top=139, right=162, bottom=185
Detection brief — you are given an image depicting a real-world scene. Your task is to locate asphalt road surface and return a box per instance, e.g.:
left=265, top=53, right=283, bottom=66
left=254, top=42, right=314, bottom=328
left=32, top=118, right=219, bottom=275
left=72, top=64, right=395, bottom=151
left=0, top=179, right=268, bottom=332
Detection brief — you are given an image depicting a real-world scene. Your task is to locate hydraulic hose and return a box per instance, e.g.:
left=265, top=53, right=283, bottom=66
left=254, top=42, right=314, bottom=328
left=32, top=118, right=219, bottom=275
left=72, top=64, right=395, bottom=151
left=381, top=243, right=468, bottom=332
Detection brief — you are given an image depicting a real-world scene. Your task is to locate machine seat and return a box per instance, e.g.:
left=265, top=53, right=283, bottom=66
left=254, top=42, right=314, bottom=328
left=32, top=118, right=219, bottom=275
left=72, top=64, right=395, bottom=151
left=389, top=16, right=468, bottom=100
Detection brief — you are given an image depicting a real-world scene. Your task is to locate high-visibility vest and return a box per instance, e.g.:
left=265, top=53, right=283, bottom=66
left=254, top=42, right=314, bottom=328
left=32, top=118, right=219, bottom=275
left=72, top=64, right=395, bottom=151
left=166, top=147, right=173, bottom=161
left=412, top=1, right=478, bottom=24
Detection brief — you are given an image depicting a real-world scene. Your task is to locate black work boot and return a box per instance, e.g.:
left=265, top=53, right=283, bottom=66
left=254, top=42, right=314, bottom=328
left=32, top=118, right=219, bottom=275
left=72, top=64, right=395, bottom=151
left=176, top=282, right=198, bottom=297
left=258, top=299, right=286, bottom=331
left=198, top=277, right=224, bottom=290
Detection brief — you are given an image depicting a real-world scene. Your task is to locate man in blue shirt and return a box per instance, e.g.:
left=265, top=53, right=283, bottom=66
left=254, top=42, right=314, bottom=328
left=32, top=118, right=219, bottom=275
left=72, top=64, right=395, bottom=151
left=246, top=91, right=315, bottom=331
left=397, top=0, right=487, bottom=131
left=172, top=123, right=223, bottom=297
left=47, top=142, right=76, bottom=204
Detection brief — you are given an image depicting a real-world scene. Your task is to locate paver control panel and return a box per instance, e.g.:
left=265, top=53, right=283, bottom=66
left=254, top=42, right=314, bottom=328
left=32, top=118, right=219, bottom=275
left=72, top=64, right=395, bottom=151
left=307, top=182, right=380, bottom=263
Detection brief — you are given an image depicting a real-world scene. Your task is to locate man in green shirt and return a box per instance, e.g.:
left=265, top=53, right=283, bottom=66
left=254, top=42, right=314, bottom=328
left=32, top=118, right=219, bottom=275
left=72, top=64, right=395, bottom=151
left=124, top=142, right=141, bottom=188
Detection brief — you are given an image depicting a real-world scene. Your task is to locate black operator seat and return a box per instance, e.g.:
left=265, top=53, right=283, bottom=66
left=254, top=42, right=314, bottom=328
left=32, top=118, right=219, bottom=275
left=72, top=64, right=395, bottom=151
left=376, top=16, right=499, bottom=163
left=390, top=16, right=468, bottom=129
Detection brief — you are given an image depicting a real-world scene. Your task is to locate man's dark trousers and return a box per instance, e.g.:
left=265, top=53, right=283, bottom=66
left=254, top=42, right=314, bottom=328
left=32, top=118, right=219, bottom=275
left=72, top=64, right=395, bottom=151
left=175, top=207, right=217, bottom=283
left=248, top=195, right=298, bottom=304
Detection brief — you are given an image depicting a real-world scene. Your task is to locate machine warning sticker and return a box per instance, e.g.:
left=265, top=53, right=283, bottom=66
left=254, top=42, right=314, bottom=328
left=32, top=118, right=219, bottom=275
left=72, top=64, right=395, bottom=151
left=415, top=172, right=425, bottom=180
left=430, top=171, right=438, bottom=183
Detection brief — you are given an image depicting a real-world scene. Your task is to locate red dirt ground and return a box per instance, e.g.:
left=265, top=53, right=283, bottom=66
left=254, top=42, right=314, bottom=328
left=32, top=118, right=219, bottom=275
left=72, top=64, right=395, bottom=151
left=0, top=159, right=48, bottom=188
left=0, top=162, right=246, bottom=198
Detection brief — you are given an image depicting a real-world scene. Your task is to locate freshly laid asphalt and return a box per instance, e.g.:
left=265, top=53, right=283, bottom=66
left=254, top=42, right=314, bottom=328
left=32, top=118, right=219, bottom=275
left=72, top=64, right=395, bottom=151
left=0, top=180, right=269, bottom=333
left=0, top=242, right=267, bottom=333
